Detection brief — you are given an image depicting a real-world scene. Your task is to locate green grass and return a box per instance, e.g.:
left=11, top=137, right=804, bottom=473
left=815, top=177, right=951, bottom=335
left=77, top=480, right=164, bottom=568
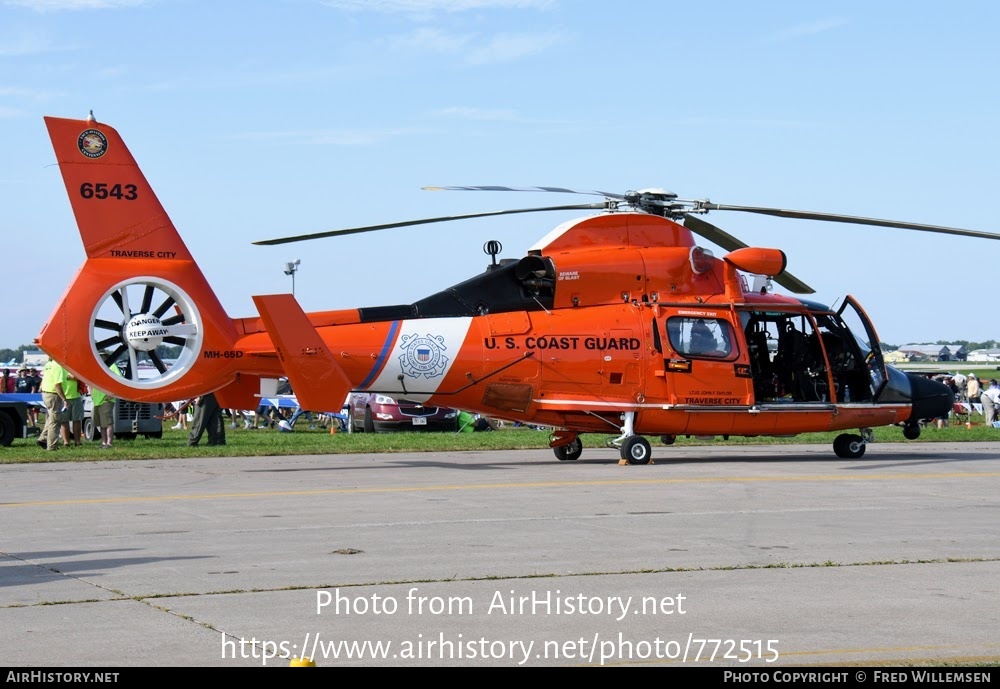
left=3, top=417, right=998, bottom=464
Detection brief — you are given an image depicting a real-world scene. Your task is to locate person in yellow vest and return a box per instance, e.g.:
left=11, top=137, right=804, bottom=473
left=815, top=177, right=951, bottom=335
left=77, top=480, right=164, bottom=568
left=59, top=369, right=86, bottom=447
left=91, top=361, right=122, bottom=449
left=39, top=359, right=69, bottom=451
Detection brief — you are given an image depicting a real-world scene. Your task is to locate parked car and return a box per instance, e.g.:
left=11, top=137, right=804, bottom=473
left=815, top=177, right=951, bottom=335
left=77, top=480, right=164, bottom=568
left=347, top=393, right=458, bottom=432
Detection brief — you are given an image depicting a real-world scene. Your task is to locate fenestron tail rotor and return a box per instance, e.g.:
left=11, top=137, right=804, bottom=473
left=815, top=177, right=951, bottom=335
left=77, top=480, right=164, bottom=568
left=90, top=277, right=204, bottom=389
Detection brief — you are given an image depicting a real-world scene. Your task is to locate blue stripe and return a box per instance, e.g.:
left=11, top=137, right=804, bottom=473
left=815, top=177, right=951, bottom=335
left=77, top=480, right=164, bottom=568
left=358, top=320, right=400, bottom=389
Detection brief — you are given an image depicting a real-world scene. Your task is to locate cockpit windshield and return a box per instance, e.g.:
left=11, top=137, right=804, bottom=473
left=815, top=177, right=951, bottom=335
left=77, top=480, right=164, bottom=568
left=739, top=297, right=887, bottom=404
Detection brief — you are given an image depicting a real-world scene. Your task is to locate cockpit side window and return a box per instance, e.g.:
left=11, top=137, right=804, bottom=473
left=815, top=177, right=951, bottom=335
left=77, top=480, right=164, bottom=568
left=666, top=317, right=735, bottom=359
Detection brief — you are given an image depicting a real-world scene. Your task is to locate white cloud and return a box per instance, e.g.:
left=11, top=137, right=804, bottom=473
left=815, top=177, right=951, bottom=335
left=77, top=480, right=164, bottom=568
left=433, top=106, right=519, bottom=121
left=318, top=0, right=553, bottom=13
left=0, top=105, right=27, bottom=118
left=383, top=27, right=567, bottom=65
left=660, top=116, right=815, bottom=129
left=465, top=30, right=566, bottom=65
left=231, top=127, right=426, bottom=146
left=766, top=18, right=848, bottom=42
left=4, top=0, right=149, bottom=9
left=0, top=29, right=74, bottom=56
left=430, top=106, right=603, bottom=132
left=389, top=27, right=473, bottom=54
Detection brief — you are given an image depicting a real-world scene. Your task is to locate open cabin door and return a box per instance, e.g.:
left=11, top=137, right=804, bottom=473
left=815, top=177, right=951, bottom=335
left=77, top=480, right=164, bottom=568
left=837, top=295, right=888, bottom=400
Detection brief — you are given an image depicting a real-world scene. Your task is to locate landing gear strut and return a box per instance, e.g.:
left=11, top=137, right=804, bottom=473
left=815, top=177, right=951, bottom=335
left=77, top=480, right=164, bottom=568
left=620, top=435, right=652, bottom=465
left=833, top=430, right=871, bottom=459
left=553, top=436, right=583, bottom=461
left=550, top=431, right=583, bottom=461
left=607, top=412, right=653, bottom=465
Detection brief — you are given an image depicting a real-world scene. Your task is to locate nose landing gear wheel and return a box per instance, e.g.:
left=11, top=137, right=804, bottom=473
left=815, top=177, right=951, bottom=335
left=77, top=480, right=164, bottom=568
left=621, top=435, right=652, bottom=465
left=833, top=433, right=866, bottom=459
left=90, top=278, right=202, bottom=390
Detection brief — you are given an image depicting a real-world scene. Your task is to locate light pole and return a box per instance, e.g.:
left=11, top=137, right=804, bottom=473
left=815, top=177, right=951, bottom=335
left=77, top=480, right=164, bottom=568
left=284, top=259, right=301, bottom=295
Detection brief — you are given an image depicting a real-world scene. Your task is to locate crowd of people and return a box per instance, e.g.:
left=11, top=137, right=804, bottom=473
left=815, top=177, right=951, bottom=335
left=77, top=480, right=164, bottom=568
left=2, top=367, right=42, bottom=427
left=162, top=395, right=342, bottom=447
left=937, top=373, right=1000, bottom=427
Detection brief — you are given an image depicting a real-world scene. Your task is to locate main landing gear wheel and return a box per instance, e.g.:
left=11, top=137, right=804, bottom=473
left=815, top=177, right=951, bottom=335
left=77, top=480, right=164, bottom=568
left=91, top=278, right=203, bottom=390
left=553, top=437, right=583, bottom=461
left=833, top=433, right=866, bottom=459
left=621, top=435, right=652, bottom=465
left=902, top=423, right=921, bottom=440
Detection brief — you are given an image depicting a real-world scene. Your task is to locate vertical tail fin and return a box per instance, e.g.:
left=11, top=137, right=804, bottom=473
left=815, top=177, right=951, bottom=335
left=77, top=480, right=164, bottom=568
left=44, top=115, right=195, bottom=261
left=38, top=115, right=242, bottom=403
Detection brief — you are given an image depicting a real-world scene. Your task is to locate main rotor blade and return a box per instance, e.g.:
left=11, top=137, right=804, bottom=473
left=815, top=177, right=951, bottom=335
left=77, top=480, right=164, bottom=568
left=683, top=214, right=815, bottom=294
left=703, top=203, right=1000, bottom=241
left=424, top=185, right=627, bottom=200
left=253, top=203, right=607, bottom=246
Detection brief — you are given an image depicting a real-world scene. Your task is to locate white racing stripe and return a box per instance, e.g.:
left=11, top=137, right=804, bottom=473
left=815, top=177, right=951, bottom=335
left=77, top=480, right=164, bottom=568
left=367, top=318, right=473, bottom=402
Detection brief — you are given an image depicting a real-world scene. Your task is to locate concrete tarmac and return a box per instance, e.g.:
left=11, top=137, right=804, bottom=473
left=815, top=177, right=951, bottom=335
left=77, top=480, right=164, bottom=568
left=2, top=441, right=999, bottom=667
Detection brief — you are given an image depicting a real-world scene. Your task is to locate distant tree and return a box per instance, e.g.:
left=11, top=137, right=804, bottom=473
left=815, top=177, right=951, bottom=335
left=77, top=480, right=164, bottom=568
left=948, top=340, right=999, bottom=350
left=158, top=344, right=182, bottom=359
left=0, top=344, right=39, bottom=364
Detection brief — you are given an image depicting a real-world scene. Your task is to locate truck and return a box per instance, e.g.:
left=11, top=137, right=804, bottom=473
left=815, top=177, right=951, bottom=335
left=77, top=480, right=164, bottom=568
left=82, top=396, right=165, bottom=440
left=0, top=394, right=35, bottom=446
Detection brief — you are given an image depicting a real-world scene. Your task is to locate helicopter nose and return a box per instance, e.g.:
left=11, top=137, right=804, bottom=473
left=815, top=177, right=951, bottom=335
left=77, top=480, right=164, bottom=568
left=905, top=372, right=954, bottom=422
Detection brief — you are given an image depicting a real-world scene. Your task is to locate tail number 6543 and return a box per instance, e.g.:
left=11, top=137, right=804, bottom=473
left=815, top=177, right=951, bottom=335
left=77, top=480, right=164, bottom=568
left=80, top=182, right=138, bottom=200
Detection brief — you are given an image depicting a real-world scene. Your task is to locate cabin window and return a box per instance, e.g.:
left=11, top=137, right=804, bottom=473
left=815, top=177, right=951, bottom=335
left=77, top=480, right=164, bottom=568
left=666, top=317, right=735, bottom=360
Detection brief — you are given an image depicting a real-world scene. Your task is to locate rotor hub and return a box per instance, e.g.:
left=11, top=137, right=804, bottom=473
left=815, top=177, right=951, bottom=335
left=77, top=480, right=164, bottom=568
left=124, top=313, right=168, bottom=351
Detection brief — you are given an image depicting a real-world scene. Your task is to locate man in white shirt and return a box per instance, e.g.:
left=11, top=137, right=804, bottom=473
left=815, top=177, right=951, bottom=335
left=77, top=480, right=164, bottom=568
left=983, top=380, right=1000, bottom=426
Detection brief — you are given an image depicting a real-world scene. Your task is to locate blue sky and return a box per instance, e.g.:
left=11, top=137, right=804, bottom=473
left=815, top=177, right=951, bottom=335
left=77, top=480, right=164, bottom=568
left=3, top=0, right=998, bottom=348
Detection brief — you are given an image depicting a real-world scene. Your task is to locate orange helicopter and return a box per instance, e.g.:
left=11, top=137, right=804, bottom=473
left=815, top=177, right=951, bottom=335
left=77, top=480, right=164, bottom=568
left=36, top=114, right=1000, bottom=464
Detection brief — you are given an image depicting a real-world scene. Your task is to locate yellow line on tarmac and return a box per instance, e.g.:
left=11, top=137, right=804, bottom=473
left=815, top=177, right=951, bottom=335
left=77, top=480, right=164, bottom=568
left=3, top=471, right=1000, bottom=508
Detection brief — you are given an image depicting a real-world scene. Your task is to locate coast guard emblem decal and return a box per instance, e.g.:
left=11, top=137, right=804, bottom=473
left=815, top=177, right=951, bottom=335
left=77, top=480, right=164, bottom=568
left=78, top=129, right=108, bottom=158
left=399, top=334, right=449, bottom=379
